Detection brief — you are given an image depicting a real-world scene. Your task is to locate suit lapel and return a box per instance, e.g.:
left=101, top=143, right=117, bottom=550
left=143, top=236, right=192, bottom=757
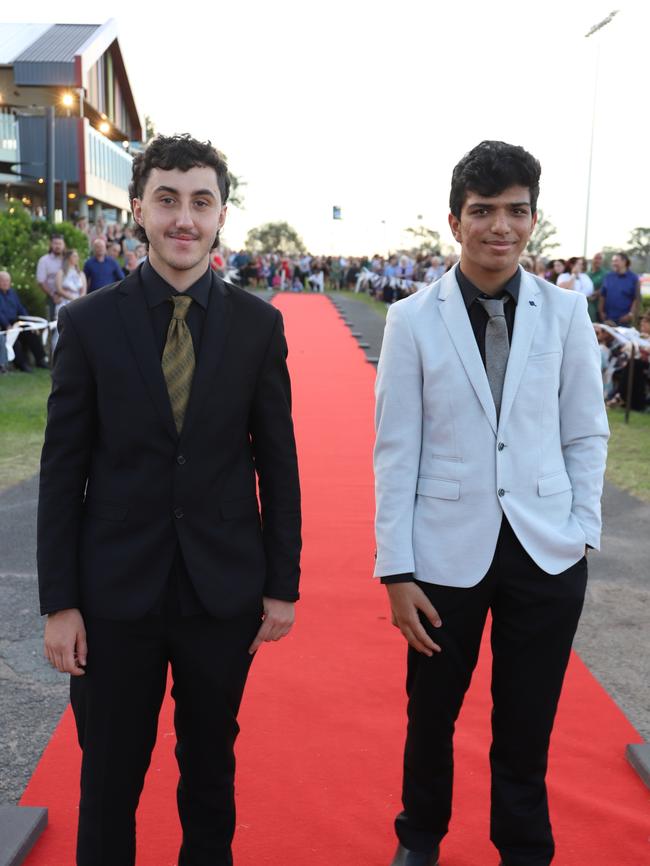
left=180, top=272, right=232, bottom=437
left=438, top=268, right=498, bottom=435
left=116, top=271, right=178, bottom=443
left=498, top=271, right=542, bottom=431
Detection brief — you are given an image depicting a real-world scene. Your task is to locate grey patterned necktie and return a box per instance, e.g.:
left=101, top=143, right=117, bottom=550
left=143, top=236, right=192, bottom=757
left=162, top=295, right=195, bottom=434
left=476, top=295, right=510, bottom=418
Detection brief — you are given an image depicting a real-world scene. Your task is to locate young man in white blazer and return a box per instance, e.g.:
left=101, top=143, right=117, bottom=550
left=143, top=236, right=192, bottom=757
left=374, top=141, right=608, bottom=866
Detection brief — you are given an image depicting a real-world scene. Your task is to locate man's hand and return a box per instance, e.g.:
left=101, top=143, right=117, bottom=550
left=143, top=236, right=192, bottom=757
left=44, top=608, right=87, bottom=675
left=386, top=583, right=442, bottom=656
left=248, top=598, right=295, bottom=654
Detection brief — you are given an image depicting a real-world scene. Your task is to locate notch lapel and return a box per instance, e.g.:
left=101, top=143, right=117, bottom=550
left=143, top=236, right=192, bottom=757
left=180, top=273, right=232, bottom=436
left=438, top=268, right=497, bottom=435
left=116, top=272, right=178, bottom=443
left=498, top=272, right=542, bottom=432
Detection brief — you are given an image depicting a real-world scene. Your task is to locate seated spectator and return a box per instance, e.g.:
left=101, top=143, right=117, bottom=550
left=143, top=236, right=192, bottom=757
left=424, top=255, right=445, bottom=283
left=84, top=238, right=125, bottom=293
left=124, top=250, right=140, bottom=275
left=0, top=270, right=48, bottom=372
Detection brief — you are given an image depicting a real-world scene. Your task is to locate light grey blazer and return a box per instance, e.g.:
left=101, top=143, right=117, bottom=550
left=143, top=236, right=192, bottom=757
left=373, top=265, right=609, bottom=586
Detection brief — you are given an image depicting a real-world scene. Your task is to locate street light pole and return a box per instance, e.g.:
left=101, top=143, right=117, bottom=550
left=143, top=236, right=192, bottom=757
left=583, top=10, right=619, bottom=259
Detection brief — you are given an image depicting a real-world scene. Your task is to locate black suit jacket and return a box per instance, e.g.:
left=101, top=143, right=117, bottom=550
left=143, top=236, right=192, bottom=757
left=37, top=268, right=301, bottom=620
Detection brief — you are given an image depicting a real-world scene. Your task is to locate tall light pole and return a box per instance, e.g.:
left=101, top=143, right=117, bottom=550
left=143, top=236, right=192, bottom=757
left=583, top=10, right=619, bottom=258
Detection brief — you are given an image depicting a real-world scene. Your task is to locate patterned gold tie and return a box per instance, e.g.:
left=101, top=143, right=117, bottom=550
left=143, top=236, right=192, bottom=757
left=162, top=295, right=195, bottom=434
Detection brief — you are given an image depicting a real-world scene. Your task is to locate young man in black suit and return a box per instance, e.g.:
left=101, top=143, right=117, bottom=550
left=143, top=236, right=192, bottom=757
left=38, top=134, right=302, bottom=866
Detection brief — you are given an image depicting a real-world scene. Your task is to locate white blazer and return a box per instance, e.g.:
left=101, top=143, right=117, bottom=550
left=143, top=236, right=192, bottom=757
left=374, top=265, right=609, bottom=586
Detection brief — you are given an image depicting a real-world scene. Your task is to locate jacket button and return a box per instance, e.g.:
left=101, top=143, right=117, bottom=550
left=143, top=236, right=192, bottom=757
left=498, top=488, right=505, bottom=497
left=497, top=442, right=505, bottom=451
left=177, top=455, right=186, bottom=465
left=174, top=507, right=184, bottom=519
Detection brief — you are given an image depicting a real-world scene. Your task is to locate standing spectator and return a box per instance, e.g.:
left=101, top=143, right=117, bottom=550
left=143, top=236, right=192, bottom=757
left=548, top=258, right=566, bottom=285
left=122, top=225, right=139, bottom=256
left=54, top=250, right=87, bottom=314
left=557, top=257, right=594, bottom=298
left=36, top=233, right=65, bottom=318
left=123, top=250, right=139, bottom=275
left=88, top=216, right=107, bottom=243
left=0, top=270, right=49, bottom=371
left=587, top=251, right=607, bottom=322
left=83, top=238, right=125, bottom=293
left=135, top=242, right=148, bottom=265
left=599, top=252, right=640, bottom=325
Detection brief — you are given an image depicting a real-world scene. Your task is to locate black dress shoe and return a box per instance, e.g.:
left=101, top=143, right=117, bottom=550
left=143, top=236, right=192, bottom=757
left=389, top=842, right=440, bottom=866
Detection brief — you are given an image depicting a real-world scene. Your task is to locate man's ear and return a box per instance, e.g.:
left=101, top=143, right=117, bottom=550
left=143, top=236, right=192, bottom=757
left=448, top=212, right=461, bottom=244
left=132, top=198, right=144, bottom=227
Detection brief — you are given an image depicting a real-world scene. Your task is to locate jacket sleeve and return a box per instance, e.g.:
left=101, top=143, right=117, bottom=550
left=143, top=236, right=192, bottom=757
left=249, top=310, right=302, bottom=601
left=37, top=305, right=97, bottom=614
left=559, top=293, right=609, bottom=549
left=373, top=302, right=423, bottom=577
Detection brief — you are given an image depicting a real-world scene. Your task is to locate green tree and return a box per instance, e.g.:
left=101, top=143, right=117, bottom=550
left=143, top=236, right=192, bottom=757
left=404, top=224, right=441, bottom=254
left=527, top=209, right=560, bottom=257
left=627, top=227, right=650, bottom=271
left=144, top=115, right=156, bottom=142
left=246, top=221, right=305, bottom=255
left=228, top=173, right=246, bottom=209
left=0, top=204, right=89, bottom=316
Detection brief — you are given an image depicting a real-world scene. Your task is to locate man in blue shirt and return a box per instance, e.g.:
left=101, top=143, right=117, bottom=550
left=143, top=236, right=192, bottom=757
left=83, top=238, right=125, bottom=293
left=0, top=270, right=48, bottom=372
left=599, top=253, right=640, bottom=325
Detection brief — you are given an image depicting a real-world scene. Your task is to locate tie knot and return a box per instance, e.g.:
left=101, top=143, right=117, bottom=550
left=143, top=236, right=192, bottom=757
left=476, top=295, right=508, bottom=319
left=170, top=295, right=192, bottom=320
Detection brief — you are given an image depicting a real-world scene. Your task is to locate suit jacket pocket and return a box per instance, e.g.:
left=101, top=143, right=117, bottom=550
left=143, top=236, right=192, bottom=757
left=538, top=470, right=572, bottom=497
left=83, top=501, right=129, bottom=521
left=219, top=496, right=260, bottom=520
left=416, top=476, right=460, bottom=500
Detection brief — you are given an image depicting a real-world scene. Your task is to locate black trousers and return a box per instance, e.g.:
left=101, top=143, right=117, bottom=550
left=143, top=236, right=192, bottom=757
left=13, top=330, right=46, bottom=369
left=396, top=518, right=587, bottom=866
left=70, top=608, right=261, bottom=866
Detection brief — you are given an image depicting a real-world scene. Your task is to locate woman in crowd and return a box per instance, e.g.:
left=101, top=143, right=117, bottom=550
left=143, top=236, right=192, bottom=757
left=557, top=256, right=595, bottom=298
left=53, top=250, right=87, bottom=348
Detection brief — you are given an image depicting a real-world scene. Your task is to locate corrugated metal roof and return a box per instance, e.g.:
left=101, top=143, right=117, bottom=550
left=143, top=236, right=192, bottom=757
left=15, top=23, right=99, bottom=63
left=0, top=23, right=53, bottom=64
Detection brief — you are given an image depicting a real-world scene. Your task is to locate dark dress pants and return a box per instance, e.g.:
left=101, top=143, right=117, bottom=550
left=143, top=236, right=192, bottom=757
left=395, top=517, right=588, bottom=866
left=70, top=608, right=261, bottom=866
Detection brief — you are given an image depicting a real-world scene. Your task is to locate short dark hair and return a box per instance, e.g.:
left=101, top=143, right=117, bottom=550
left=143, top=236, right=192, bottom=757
left=613, top=252, right=631, bottom=267
left=129, top=134, right=230, bottom=245
left=449, top=140, right=541, bottom=218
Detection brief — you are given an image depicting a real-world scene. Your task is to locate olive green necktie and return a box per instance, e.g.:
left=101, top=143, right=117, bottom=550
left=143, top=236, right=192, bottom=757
left=162, top=295, right=195, bottom=433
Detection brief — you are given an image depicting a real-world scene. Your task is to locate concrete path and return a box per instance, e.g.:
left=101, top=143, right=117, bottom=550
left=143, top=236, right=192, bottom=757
left=0, top=290, right=647, bottom=808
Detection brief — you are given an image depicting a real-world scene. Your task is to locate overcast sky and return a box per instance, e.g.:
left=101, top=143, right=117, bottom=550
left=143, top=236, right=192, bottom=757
left=6, top=1, right=650, bottom=255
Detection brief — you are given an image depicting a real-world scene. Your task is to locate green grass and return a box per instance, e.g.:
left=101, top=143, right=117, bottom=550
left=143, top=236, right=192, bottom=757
left=606, top=407, right=650, bottom=501
left=1, top=368, right=649, bottom=504
left=0, top=369, right=50, bottom=491
left=327, top=289, right=388, bottom=318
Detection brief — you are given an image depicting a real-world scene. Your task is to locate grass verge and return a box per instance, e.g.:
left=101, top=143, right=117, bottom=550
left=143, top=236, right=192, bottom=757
left=0, top=369, right=50, bottom=491
left=605, top=407, right=650, bottom=502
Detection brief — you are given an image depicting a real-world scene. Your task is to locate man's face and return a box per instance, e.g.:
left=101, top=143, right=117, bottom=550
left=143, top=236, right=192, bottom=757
left=51, top=238, right=64, bottom=256
left=0, top=272, right=10, bottom=292
left=448, top=186, right=537, bottom=284
left=611, top=255, right=626, bottom=274
left=592, top=253, right=603, bottom=269
left=132, top=166, right=227, bottom=277
left=93, top=238, right=106, bottom=258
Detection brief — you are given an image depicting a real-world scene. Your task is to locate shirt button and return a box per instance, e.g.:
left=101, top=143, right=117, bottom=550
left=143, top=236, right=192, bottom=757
left=177, top=455, right=186, bottom=465
left=497, top=442, right=505, bottom=451
left=498, top=488, right=505, bottom=497
left=174, top=507, right=184, bottom=519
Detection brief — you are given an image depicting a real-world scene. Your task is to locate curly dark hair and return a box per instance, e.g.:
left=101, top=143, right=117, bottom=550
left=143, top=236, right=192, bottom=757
left=449, top=140, right=541, bottom=218
left=129, top=134, right=230, bottom=246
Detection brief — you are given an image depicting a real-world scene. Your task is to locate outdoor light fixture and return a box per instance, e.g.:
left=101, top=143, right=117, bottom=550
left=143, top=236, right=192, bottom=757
left=67, top=192, right=77, bottom=200
left=61, top=92, right=74, bottom=107
left=37, top=177, right=44, bottom=184
left=99, top=121, right=110, bottom=134
left=87, top=199, right=94, bottom=206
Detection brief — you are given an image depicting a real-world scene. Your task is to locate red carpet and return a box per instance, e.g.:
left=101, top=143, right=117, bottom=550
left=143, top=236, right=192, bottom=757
left=22, top=294, right=649, bottom=865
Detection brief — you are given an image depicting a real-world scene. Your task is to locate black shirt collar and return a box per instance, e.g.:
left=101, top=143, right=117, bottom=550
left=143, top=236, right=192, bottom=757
left=456, top=265, right=521, bottom=309
left=140, top=258, right=212, bottom=310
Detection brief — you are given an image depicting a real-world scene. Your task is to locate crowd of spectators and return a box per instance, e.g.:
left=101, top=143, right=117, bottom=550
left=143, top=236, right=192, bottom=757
left=1, top=219, right=648, bottom=412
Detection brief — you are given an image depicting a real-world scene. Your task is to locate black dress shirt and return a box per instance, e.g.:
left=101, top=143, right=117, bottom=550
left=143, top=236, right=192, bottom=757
left=380, top=266, right=520, bottom=585
left=140, top=259, right=213, bottom=616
